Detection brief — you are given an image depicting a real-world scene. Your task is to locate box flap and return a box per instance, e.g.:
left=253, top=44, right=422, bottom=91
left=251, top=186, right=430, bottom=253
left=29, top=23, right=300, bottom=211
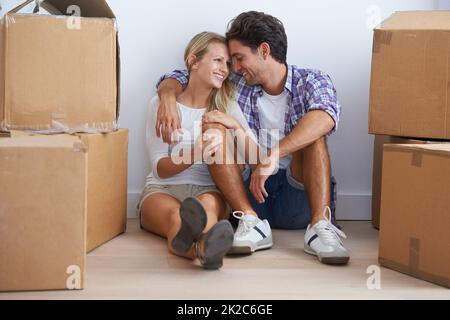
left=10, top=0, right=115, bottom=18
left=45, top=0, right=115, bottom=18
left=384, top=143, right=450, bottom=155
left=0, top=132, right=83, bottom=149
left=377, top=11, right=450, bottom=30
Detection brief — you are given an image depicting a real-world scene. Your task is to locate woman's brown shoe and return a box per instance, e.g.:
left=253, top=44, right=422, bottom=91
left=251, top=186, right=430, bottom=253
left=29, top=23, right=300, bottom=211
left=194, top=220, right=234, bottom=270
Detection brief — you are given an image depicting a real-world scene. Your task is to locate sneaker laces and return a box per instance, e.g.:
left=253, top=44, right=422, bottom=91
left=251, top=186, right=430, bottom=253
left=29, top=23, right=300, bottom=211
left=315, top=206, right=347, bottom=246
left=232, top=211, right=257, bottom=236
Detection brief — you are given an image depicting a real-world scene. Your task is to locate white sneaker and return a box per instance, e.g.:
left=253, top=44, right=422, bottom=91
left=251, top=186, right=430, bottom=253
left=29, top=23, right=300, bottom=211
left=304, top=206, right=350, bottom=265
left=227, top=211, right=273, bottom=254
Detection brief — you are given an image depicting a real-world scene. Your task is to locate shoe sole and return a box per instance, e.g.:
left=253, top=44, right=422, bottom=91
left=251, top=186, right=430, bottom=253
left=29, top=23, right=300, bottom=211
left=202, top=220, right=234, bottom=270
left=304, top=246, right=350, bottom=265
left=172, top=197, right=207, bottom=254
left=227, top=242, right=273, bottom=255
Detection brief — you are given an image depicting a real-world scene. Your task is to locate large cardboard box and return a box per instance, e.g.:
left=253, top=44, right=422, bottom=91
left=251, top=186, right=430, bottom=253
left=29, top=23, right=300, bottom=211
left=79, top=129, right=129, bottom=252
left=371, top=135, right=447, bottom=229
left=0, top=129, right=128, bottom=291
left=0, top=134, right=88, bottom=291
left=369, top=11, right=450, bottom=139
left=379, top=143, right=450, bottom=288
left=0, top=0, right=120, bottom=133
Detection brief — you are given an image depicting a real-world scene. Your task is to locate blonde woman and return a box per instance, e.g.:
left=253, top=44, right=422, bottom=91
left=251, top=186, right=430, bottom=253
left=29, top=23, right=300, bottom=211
left=138, top=32, right=255, bottom=269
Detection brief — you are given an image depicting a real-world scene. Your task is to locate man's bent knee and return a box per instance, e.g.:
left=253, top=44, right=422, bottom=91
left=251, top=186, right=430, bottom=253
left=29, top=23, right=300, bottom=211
left=310, top=136, right=327, bottom=150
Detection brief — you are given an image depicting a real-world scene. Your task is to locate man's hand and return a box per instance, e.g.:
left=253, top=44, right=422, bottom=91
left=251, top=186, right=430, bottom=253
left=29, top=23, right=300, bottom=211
left=202, top=110, right=240, bottom=130
left=249, top=152, right=279, bottom=204
left=156, top=78, right=183, bottom=144
left=155, top=94, right=180, bottom=144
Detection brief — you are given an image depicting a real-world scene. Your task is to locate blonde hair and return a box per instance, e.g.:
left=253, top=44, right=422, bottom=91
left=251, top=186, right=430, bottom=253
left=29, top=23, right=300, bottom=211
left=184, top=32, right=234, bottom=113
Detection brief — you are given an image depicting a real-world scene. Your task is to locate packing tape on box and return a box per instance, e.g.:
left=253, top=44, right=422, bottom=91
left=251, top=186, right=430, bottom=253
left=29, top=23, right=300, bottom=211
left=379, top=238, right=450, bottom=288
left=1, top=120, right=118, bottom=134
left=372, top=30, right=392, bottom=53
left=72, top=141, right=87, bottom=153
left=48, top=119, right=118, bottom=134
left=47, top=112, right=118, bottom=133
left=5, top=14, right=16, bottom=26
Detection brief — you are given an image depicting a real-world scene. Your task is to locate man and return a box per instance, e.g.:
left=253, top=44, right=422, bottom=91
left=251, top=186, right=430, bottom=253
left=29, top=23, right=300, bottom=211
left=155, top=11, right=349, bottom=265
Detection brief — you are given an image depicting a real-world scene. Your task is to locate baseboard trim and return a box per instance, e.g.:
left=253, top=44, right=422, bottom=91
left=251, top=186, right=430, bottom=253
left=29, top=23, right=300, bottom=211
left=127, top=192, right=372, bottom=220
left=127, top=191, right=141, bottom=218
left=335, top=193, right=371, bottom=220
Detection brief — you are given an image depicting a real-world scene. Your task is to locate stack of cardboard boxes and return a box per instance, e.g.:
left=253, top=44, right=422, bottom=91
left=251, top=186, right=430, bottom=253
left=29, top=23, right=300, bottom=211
left=0, top=0, right=128, bottom=291
left=369, top=11, right=450, bottom=288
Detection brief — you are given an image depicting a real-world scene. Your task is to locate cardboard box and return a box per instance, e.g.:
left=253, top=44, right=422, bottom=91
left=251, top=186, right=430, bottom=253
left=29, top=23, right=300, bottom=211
left=0, top=134, right=88, bottom=291
left=369, top=11, right=450, bottom=139
left=379, top=143, right=450, bottom=288
left=371, top=135, right=446, bottom=229
left=13, top=129, right=129, bottom=252
left=80, top=129, right=129, bottom=252
left=0, top=0, right=120, bottom=133
left=0, top=129, right=128, bottom=291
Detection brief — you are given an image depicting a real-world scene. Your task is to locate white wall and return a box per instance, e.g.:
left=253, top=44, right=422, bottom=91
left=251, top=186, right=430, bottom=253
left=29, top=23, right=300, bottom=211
left=108, top=0, right=440, bottom=220
left=1, top=0, right=444, bottom=219
left=438, top=0, right=450, bottom=9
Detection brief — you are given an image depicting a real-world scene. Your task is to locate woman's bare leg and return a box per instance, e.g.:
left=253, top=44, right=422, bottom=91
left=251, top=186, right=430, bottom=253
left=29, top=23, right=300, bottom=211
left=140, top=193, right=196, bottom=259
left=141, top=191, right=232, bottom=268
left=196, top=191, right=229, bottom=232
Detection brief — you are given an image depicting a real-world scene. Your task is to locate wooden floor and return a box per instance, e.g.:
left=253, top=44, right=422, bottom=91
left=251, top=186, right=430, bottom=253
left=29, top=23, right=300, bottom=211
left=1, top=219, right=449, bottom=300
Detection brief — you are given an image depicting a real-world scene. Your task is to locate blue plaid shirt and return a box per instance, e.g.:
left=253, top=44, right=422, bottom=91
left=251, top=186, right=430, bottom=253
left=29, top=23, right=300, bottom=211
left=157, top=65, right=341, bottom=226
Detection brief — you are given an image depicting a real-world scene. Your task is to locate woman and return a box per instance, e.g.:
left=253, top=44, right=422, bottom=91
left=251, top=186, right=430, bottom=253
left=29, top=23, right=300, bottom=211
left=137, top=32, right=256, bottom=270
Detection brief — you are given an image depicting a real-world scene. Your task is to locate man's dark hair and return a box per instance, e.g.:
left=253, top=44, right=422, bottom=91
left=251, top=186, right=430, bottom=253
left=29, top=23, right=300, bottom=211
left=226, top=11, right=287, bottom=64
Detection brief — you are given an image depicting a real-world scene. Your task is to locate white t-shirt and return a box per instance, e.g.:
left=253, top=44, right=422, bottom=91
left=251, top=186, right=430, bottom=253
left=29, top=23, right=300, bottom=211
left=145, top=96, right=256, bottom=186
left=257, top=90, right=292, bottom=169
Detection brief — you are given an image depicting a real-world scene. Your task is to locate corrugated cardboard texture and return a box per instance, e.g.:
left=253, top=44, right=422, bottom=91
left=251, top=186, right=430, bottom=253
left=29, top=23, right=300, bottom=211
left=379, top=143, right=450, bottom=288
left=370, top=135, right=445, bottom=229
left=79, top=129, right=128, bottom=252
left=1, top=14, right=117, bottom=132
left=0, top=134, right=87, bottom=291
left=369, top=11, right=450, bottom=139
